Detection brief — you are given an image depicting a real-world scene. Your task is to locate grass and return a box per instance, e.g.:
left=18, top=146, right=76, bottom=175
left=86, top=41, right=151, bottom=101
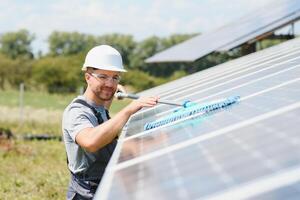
left=0, top=140, right=68, bottom=200
left=0, top=89, right=131, bottom=112
left=0, top=89, right=75, bottom=110
left=0, top=89, right=131, bottom=135
left=0, top=89, right=131, bottom=199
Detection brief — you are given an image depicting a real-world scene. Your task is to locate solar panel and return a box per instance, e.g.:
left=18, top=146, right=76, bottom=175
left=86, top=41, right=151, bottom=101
left=95, top=36, right=300, bottom=199
left=146, top=0, right=300, bottom=63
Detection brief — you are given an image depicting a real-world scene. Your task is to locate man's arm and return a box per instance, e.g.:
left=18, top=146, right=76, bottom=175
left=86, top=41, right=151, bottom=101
left=75, top=96, right=158, bottom=152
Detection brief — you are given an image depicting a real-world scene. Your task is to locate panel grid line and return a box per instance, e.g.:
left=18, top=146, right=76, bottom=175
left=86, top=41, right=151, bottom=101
left=113, top=102, right=300, bottom=172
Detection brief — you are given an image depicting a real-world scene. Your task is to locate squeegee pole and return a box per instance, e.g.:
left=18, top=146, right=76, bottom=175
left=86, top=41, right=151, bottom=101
left=156, top=99, right=182, bottom=106
left=116, top=92, right=182, bottom=107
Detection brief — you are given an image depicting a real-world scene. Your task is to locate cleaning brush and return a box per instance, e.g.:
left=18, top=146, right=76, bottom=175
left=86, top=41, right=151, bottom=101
left=144, top=95, right=240, bottom=130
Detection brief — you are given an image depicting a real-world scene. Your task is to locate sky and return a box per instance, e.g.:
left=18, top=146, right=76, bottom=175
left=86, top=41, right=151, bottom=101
left=1, top=0, right=298, bottom=54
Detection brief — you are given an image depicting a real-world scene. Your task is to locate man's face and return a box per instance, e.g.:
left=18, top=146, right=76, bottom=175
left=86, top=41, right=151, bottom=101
left=86, top=69, right=120, bottom=101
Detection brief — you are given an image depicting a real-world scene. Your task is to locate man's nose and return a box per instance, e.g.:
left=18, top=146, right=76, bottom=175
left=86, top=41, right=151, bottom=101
left=104, top=78, right=115, bottom=87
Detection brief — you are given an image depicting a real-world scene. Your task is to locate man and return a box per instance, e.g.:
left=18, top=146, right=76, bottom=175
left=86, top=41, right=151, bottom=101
left=62, top=45, right=159, bottom=199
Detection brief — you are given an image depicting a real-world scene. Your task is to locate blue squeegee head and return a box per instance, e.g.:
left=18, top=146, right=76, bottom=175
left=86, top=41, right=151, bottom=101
left=144, top=96, right=240, bottom=131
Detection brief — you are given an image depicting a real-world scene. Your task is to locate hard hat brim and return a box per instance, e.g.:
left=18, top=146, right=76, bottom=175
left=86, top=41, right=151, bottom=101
left=82, top=65, right=127, bottom=72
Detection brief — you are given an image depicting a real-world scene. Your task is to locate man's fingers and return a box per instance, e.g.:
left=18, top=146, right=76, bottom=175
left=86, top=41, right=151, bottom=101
left=117, top=84, right=126, bottom=93
left=138, top=96, right=159, bottom=107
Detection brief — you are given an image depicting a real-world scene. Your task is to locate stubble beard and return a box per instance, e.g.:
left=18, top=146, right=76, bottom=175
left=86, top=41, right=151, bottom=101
left=94, top=86, right=116, bottom=101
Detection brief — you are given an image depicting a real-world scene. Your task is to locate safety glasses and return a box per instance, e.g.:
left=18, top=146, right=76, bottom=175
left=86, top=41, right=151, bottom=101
left=89, top=73, right=121, bottom=84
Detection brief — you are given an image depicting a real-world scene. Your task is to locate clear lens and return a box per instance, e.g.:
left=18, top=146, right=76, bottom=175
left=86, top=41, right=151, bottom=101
left=91, top=73, right=121, bottom=83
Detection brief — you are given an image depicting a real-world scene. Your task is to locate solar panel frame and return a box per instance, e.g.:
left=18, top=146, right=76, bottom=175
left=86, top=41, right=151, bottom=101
left=95, top=36, right=300, bottom=200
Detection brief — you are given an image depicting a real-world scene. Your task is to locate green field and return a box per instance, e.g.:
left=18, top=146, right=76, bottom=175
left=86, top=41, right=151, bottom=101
left=0, top=89, right=131, bottom=135
left=0, top=140, right=68, bottom=200
left=0, top=89, right=131, bottom=199
left=0, top=89, right=131, bottom=112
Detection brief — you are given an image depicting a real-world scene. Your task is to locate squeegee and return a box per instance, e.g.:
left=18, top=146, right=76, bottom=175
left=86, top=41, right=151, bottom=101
left=116, top=92, right=240, bottom=131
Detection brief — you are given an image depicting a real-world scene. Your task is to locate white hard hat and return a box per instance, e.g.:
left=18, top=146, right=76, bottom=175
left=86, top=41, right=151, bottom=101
left=82, top=45, right=127, bottom=72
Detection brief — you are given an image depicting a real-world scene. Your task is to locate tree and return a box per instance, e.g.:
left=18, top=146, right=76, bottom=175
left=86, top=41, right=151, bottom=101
left=48, top=31, right=97, bottom=56
left=121, top=70, right=161, bottom=92
left=129, top=36, right=163, bottom=70
left=8, top=58, right=33, bottom=88
left=32, top=55, right=83, bottom=93
left=0, top=54, right=14, bottom=89
left=97, top=34, right=136, bottom=68
left=0, top=29, right=35, bottom=59
left=0, top=53, right=33, bottom=89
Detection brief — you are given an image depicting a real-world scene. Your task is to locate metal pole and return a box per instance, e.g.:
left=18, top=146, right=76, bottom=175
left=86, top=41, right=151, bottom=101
left=19, top=83, right=24, bottom=126
left=116, top=92, right=183, bottom=107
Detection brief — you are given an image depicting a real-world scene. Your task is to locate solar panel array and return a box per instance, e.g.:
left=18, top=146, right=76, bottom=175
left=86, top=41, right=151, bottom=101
left=146, top=0, right=300, bottom=63
left=95, top=36, right=300, bottom=200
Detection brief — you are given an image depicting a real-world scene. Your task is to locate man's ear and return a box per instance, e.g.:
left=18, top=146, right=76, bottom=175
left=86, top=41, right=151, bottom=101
left=85, top=73, right=91, bottom=81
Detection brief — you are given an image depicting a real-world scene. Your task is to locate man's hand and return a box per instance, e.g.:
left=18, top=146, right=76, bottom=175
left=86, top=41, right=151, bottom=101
left=124, top=96, right=159, bottom=115
left=114, top=84, right=127, bottom=99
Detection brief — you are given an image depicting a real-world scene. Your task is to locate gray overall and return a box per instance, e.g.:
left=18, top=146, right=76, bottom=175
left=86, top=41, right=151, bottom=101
left=62, top=97, right=117, bottom=200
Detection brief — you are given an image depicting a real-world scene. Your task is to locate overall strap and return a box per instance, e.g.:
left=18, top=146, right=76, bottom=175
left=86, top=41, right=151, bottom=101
left=73, top=99, right=115, bottom=145
left=67, top=99, right=113, bottom=164
left=73, top=99, right=109, bottom=124
left=72, top=99, right=115, bottom=159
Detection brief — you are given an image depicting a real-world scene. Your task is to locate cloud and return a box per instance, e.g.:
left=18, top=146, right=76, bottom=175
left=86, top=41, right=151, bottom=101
left=0, top=0, right=284, bottom=53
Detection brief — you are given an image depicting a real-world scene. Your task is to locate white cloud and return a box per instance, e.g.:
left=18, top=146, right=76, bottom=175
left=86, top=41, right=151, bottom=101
left=0, top=0, right=293, bottom=53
